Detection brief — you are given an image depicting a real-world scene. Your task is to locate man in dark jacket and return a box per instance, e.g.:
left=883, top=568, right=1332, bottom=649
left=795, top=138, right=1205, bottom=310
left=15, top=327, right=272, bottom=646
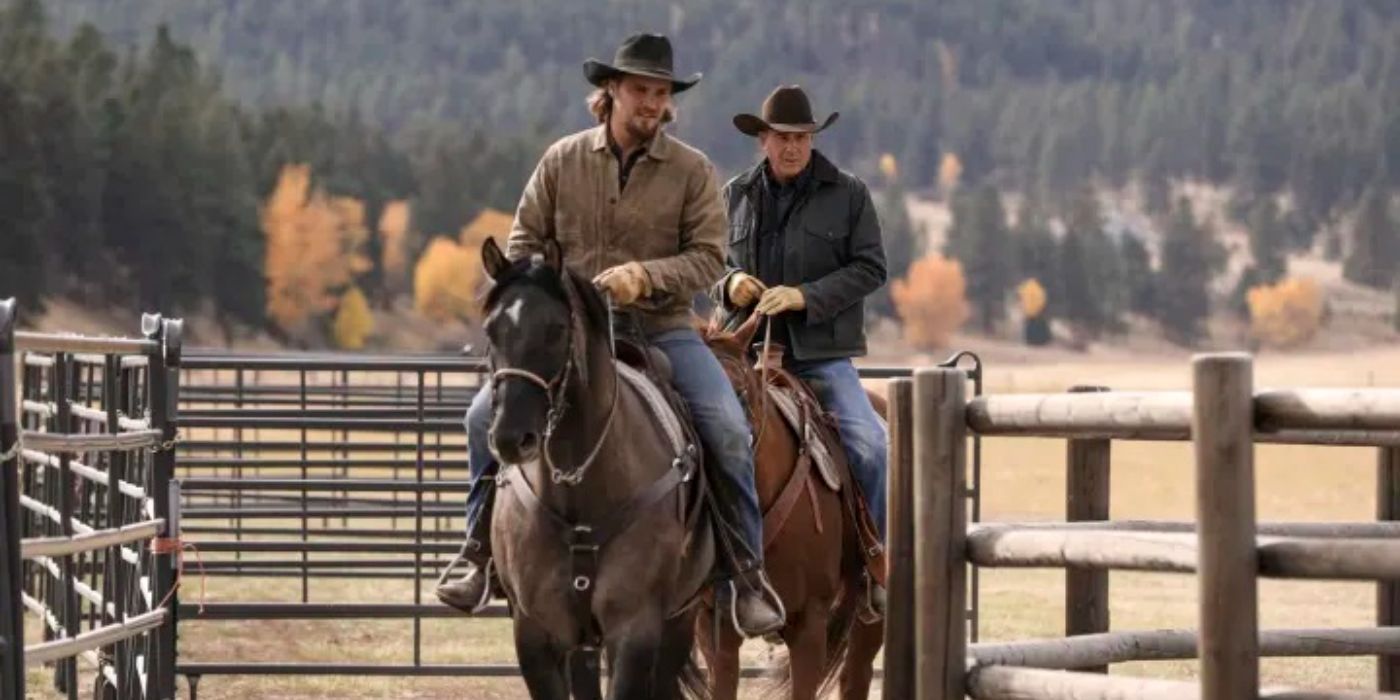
left=716, top=84, right=890, bottom=615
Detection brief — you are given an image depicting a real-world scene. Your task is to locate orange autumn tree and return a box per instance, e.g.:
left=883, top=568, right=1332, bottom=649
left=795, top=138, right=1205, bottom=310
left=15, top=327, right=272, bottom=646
left=262, top=164, right=371, bottom=334
left=1247, top=276, right=1324, bottom=348
left=414, top=237, right=484, bottom=323
left=891, top=253, right=971, bottom=350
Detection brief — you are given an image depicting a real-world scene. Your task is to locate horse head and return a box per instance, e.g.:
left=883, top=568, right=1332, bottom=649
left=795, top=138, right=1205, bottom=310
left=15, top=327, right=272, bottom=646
left=479, top=236, right=608, bottom=471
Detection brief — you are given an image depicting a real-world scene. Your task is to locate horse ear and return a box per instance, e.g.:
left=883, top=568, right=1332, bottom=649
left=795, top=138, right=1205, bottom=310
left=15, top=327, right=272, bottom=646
left=482, top=237, right=508, bottom=280
left=542, top=237, right=564, bottom=271
left=735, top=310, right=764, bottom=348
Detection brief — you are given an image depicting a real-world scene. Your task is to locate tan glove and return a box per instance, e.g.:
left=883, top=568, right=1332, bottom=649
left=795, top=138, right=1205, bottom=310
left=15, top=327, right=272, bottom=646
left=755, top=285, right=805, bottom=316
left=726, top=272, right=767, bottom=307
left=592, top=262, right=653, bottom=305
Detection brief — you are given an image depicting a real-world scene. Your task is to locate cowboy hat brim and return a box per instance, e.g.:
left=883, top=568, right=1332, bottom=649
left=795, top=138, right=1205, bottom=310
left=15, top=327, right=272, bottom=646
left=583, top=60, right=701, bottom=94
left=733, top=111, right=839, bottom=137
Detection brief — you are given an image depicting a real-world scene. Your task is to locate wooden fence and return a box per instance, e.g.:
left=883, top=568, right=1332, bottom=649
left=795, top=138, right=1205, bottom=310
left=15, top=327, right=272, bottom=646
left=885, top=352, right=1400, bottom=699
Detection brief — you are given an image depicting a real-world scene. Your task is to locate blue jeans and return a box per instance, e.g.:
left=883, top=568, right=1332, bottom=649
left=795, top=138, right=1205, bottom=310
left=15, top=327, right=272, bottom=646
left=463, top=328, right=763, bottom=565
left=789, top=358, right=888, bottom=541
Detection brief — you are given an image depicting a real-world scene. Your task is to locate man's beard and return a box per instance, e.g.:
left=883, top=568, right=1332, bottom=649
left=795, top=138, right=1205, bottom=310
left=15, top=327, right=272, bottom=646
left=626, top=114, right=660, bottom=142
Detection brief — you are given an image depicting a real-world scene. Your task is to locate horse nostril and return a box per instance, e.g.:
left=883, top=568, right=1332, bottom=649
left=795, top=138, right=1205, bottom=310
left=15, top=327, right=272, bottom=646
left=519, top=432, right=539, bottom=453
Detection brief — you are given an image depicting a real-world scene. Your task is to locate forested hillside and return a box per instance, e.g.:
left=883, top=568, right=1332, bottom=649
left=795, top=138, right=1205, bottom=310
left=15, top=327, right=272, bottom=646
left=47, top=0, right=1400, bottom=202
left=3, top=0, right=1398, bottom=348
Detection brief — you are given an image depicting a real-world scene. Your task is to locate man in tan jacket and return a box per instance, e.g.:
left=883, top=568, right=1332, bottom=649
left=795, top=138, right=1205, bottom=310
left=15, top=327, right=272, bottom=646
left=438, top=33, right=785, bottom=638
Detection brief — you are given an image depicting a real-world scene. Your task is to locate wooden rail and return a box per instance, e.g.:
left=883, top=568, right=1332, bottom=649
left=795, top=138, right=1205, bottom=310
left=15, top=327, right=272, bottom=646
left=885, top=353, right=1400, bottom=700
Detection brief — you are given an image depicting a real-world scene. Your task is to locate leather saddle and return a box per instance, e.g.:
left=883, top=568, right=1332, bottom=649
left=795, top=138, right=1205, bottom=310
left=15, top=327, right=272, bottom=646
left=755, top=347, right=888, bottom=587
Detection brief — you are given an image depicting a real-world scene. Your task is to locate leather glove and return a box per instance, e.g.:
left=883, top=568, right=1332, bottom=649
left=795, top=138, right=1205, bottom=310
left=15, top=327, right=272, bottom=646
left=592, top=261, right=653, bottom=305
left=726, top=272, right=767, bottom=307
left=755, top=285, right=805, bottom=316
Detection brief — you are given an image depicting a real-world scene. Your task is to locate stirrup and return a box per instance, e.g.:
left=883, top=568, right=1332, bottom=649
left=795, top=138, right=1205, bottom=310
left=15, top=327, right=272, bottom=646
left=857, top=571, right=884, bottom=624
left=437, top=546, right=495, bottom=615
left=726, top=571, right=787, bottom=638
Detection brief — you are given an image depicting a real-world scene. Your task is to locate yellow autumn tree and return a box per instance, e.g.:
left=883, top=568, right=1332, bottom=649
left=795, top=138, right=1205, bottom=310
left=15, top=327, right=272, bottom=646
left=333, top=286, right=374, bottom=349
left=878, top=153, right=899, bottom=183
left=891, top=253, right=971, bottom=350
left=1247, top=277, right=1324, bottom=349
left=414, top=237, right=484, bottom=323
left=379, top=200, right=412, bottom=292
left=262, top=164, right=372, bottom=333
left=1017, top=278, right=1047, bottom=319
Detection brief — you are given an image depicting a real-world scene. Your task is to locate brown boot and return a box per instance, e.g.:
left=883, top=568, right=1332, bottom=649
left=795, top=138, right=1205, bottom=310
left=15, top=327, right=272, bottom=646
left=729, top=568, right=786, bottom=637
left=435, top=559, right=493, bottom=614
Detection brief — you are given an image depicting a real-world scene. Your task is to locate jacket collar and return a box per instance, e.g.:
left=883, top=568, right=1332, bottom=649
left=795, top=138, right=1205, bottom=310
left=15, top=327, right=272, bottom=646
left=589, top=123, right=672, bottom=161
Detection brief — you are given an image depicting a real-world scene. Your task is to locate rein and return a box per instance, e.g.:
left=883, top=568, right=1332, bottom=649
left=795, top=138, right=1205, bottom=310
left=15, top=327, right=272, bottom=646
left=714, top=314, right=776, bottom=447
left=757, top=315, right=774, bottom=446
left=490, top=296, right=620, bottom=486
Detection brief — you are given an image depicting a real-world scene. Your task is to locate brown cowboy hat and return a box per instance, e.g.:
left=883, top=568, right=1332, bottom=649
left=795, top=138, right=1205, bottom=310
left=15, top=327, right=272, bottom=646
left=733, top=85, right=839, bottom=136
left=583, top=33, right=702, bottom=94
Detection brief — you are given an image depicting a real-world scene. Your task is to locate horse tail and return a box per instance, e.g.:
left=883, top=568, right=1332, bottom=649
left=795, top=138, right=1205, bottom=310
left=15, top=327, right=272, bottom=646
left=808, top=515, right=871, bottom=699
left=679, top=648, right=712, bottom=700
left=815, top=581, right=862, bottom=698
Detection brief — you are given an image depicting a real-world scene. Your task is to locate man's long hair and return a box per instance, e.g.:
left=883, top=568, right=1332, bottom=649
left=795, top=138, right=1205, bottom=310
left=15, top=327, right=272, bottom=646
left=587, top=81, right=677, bottom=125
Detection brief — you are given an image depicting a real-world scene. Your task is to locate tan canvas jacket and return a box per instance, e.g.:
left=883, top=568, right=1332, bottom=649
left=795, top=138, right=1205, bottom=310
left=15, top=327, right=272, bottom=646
left=505, top=125, right=726, bottom=334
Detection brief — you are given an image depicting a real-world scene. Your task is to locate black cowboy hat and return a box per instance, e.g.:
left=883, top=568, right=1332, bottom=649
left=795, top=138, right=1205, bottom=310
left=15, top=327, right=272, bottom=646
left=583, top=33, right=702, bottom=94
left=733, top=85, right=839, bottom=136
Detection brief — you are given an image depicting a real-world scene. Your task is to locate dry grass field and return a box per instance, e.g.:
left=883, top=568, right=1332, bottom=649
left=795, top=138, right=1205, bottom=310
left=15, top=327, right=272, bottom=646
left=22, top=346, right=1400, bottom=698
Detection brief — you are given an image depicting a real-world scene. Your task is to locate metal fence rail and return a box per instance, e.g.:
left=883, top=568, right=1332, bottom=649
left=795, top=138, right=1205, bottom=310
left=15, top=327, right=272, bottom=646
left=173, top=350, right=485, bottom=692
left=2, top=299, right=182, bottom=700
left=169, top=347, right=957, bottom=692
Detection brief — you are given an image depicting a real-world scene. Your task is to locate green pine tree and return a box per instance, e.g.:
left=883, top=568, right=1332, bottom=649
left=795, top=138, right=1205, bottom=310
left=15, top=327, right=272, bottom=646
left=1156, top=197, right=1224, bottom=344
left=872, top=177, right=921, bottom=318
left=1345, top=187, right=1398, bottom=289
left=1014, top=198, right=1060, bottom=315
left=1119, top=233, right=1155, bottom=316
left=946, top=184, right=1012, bottom=333
left=1063, top=190, right=1122, bottom=334
left=1247, top=197, right=1288, bottom=284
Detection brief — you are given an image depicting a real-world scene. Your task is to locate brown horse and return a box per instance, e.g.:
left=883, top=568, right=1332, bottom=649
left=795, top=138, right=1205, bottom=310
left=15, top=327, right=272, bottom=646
left=698, top=312, right=884, bottom=700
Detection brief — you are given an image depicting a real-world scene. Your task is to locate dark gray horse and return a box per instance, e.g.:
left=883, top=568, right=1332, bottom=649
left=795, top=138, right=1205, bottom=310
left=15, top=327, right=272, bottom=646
left=479, top=237, right=713, bottom=700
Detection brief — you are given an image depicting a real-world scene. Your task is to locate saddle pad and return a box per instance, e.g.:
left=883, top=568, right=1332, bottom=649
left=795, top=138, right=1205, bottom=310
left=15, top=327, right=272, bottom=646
left=615, top=361, right=687, bottom=457
left=766, top=385, right=842, bottom=492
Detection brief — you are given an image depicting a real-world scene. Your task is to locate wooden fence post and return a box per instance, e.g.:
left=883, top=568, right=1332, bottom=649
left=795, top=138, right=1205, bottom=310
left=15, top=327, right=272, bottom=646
left=1192, top=353, right=1258, bottom=700
left=1066, top=385, right=1111, bottom=673
left=1379, top=446, right=1400, bottom=691
left=883, top=378, right=915, bottom=700
left=914, top=367, right=967, bottom=700
left=0, top=298, right=23, bottom=700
